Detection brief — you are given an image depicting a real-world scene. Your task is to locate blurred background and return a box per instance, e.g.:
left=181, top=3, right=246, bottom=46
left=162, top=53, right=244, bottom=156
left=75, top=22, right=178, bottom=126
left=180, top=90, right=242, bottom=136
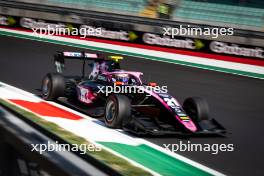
left=0, top=0, right=263, bottom=56
left=0, top=1, right=264, bottom=176
left=7, top=0, right=264, bottom=30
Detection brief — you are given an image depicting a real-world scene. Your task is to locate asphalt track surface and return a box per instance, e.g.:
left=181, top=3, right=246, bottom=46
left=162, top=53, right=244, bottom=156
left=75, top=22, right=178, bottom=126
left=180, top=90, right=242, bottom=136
left=1, top=35, right=264, bottom=176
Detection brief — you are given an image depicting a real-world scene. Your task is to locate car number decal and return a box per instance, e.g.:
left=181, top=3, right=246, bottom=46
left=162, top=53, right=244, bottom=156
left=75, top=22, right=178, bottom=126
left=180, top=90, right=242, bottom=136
left=163, top=97, right=188, bottom=119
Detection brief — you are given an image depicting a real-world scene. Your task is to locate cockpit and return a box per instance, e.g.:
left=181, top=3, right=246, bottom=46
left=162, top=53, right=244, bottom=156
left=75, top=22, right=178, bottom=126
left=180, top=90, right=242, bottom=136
left=98, top=71, right=143, bottom=86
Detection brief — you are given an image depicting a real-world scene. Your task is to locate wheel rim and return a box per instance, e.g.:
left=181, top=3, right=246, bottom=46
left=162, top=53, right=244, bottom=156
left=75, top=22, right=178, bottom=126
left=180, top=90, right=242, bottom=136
left=105, top=100, right=116, bottom=122
left=42, top=77, right=50, bottom=97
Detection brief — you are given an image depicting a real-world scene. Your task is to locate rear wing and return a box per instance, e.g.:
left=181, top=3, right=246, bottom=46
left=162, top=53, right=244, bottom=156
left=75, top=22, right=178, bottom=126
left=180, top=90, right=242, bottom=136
left=54, top=51, right=123, bottom=78
left=61, top=52, right=100, bottom=59
left=54, top=51, right=102, bottom=77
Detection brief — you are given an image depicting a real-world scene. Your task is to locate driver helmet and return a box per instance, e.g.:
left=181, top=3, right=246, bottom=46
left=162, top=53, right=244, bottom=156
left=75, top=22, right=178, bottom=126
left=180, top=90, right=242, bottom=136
left=112, top=73, right=129, bottom=84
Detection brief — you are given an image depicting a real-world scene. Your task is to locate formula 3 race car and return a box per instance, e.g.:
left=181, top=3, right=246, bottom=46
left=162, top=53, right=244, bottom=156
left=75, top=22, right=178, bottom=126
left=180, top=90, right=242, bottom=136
left=41, top=51, right=226, bottom=136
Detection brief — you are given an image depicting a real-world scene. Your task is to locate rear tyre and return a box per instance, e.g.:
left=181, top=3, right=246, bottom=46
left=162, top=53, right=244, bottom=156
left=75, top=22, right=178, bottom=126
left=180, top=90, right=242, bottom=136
left=183, top=97, right=210, bottom=122
left=42, top=73, right=65, bottom=100
left=104, top=94, right=131, bottom=129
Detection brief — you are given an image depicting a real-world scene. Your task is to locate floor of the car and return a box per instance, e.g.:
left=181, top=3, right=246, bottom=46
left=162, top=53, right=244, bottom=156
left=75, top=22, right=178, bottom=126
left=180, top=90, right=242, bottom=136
left=57, top=97, right=105, bottom=118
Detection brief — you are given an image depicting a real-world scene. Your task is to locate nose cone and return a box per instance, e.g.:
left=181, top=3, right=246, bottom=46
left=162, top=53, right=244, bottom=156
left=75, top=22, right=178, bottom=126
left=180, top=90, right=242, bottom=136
left=182, top=120, right=197, bottom=132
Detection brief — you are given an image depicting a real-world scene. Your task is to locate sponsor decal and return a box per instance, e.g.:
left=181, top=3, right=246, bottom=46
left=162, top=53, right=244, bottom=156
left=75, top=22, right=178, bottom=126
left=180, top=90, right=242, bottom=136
left=77, top=86, right=96, bottom=104
left=179, top=116, right=189, bottom=120
left=210, top=41, right=264, bottom=59
left=160, top=96, right=188, bottom=117
left=80, top=25, right=128, bottom=40
left=158, top=93, right=169, bottom=98
left=20, top=17, right=65, bottom=30
left=1, top=14, right=263, bottom=61
left=143, top=33, right=195, bottom=49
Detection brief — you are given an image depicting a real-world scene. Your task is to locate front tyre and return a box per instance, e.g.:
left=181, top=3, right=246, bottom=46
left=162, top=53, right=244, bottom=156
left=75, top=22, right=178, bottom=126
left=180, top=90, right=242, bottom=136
left=183, top=97, right=210, bottom=122
left=104, top=94, right=131, bottom=129
left=42, top=73, right=65, bottom=100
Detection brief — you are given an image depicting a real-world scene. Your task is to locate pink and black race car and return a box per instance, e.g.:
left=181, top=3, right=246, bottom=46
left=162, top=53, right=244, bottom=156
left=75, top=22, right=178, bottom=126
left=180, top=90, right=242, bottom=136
left=41, top=51, right=226, bottom=136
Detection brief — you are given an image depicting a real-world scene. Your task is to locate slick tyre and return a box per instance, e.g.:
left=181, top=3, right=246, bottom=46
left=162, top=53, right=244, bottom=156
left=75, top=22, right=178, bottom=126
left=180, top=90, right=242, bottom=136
left=183, top=97, right=210, bottom=122
left=42, top=73, right=65, bottom=100
left=104, top=94, right=131, bottom=129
